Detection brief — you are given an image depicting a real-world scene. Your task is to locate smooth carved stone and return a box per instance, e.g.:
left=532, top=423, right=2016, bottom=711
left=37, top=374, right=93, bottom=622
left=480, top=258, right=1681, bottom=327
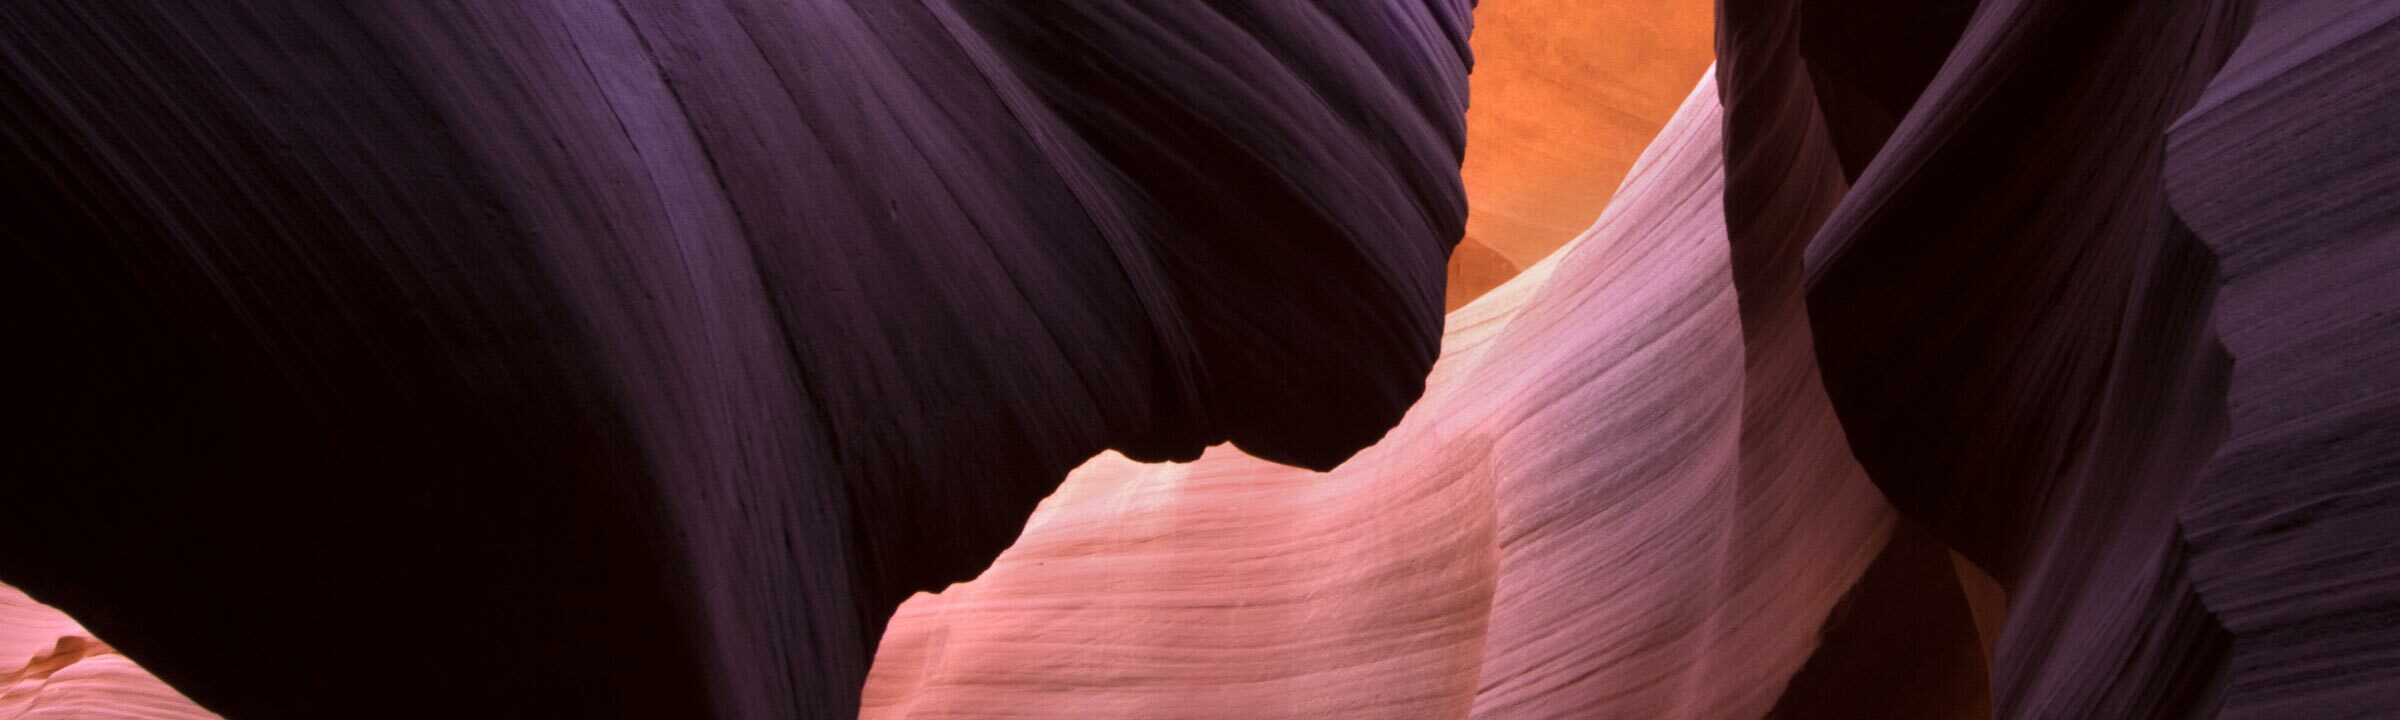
left=1717, top=0, right=2253, bottom=715
left=1445, top=236, right=1522, bottom=311
left=0, top=2, right=1473, bottom=717
left=1712, top=0, right=1997, bottom=716
left=0, top=584, right=213, bottom=720
left=1447, top=0, right=1716, bottom=305
left=867, top=73, right=1900, bottom=720
left=2166, top=0, right=2400, bottom=715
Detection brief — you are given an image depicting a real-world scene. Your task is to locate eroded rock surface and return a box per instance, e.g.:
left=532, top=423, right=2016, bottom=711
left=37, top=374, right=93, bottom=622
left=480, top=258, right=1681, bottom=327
left=0, top=585, right=212, bottom=720
left=1447, top=0, right=1716, bottom=306
left=2167, top=1, right=2400, bottom=716
left=1717, top=0, right=2254, bottom=715
left=867, top=73, right=1899, bottom=720
left=0, top=2, right=1472, bottom=717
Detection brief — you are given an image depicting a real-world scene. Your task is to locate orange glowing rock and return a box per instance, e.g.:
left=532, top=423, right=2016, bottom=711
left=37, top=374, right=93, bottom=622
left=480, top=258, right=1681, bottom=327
left=1448, top=0, right=1716, bottom=306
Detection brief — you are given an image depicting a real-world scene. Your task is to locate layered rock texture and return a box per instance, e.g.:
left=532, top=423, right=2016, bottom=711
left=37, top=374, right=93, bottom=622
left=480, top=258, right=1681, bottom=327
left=8, top=0, right=2400, bottom=718
left=1447, top=0, right=1715, bottom=307
left=865, top=72, right=1910, bottom=720
left=2168, top=1, right=2400, bottom=715
left=0, top=586, right=213, bottom=719
left=2, top=2, right=1470, bottom=718
left=1716, top=0, right=2400, bottom=716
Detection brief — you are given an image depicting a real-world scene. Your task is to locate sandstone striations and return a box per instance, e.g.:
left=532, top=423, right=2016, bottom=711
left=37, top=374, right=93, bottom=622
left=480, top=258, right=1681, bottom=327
left=7, top=0, right=2400, bottom=717
left=2166, top=1, right=2400, bottom=716
left=867, top=73, right=1898, bottom=720
left=1715, top=0, right=2360, bottom=715
left=0, top=586, right=213, bottom=720
left=1449, top=0, right=1716, bottom=307
left=1, top=2, right=1472, bottom=717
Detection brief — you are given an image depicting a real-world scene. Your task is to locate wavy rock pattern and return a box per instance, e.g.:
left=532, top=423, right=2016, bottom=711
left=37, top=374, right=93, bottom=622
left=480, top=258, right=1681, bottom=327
left=0, top=586, right=212, bottom=720
left=1448, top=0, right=1715, bottom=307
left=2166, top=0, right=2400, bottom=715
left=866, top=73, right=1900, bottom=720
left=1713, top=1, right=1999, bottom=716
left=11, top=0, right=2400, bottom=717
left=1717, top=0, right=2254, bottom=715
left=0, top=2, right=1472, bottom=717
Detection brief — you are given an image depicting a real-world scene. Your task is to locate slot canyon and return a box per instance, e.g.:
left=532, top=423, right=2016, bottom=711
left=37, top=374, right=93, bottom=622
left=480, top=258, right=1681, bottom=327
left=4, top=0, right=2397, bottom=717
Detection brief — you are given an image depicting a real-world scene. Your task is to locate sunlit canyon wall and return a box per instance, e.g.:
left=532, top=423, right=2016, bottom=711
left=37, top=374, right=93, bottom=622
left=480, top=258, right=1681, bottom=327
left=5, top=0, right=2399, bottom=718
left=867, top=72, right=1921, bottom=719
left=1444, top=0, right=1715, bottom=307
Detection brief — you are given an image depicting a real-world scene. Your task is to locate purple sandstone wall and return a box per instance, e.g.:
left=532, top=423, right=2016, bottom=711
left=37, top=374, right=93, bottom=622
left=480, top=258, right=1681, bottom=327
left=0, top=2, right=1473, bottom=717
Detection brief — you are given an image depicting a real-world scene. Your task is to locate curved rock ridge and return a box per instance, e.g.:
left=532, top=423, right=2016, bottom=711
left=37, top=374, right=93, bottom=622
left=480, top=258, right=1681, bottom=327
left=1717, top=0, right=2259, bottom=715
left=865, top=72, right=1906, bottom=720
left=0, top=585, right=212, bottom=719
left=0, top=2, right=1474, bottom=717
left=1470, top=71, right=1899, bottom=720
left=1448, top=0, right=1716, bottom=307
left=1713, top=0, right=1998, bottom=715
left=1766, top=523, right=2004, bottom=720
left=13, top=0, right=2400, bottom=716
left=2165, top=0, right=2400, bottom=715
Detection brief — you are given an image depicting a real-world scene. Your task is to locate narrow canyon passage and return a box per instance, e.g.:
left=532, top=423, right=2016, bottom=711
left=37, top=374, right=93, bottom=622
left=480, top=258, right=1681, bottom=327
left=863, top=73, right=1944, bottom=720
left=4, top=0, right=2398, bottom=717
